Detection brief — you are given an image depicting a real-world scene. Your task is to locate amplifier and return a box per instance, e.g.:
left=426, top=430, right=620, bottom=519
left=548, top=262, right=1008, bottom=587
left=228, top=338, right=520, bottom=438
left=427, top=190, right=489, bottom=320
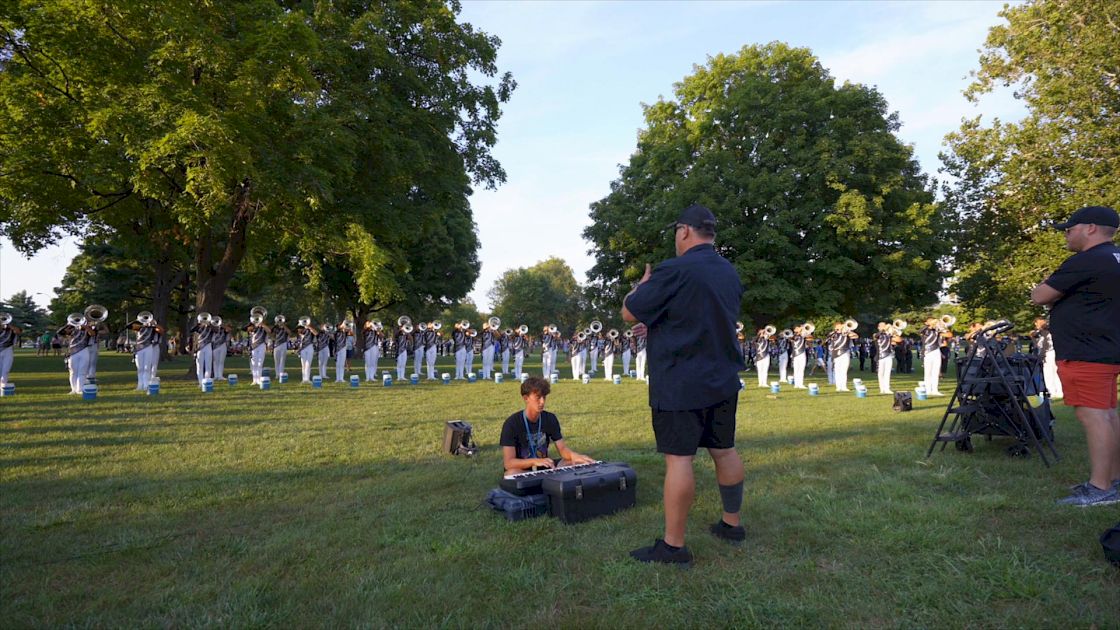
left=442, top=420, right=477, bottom=456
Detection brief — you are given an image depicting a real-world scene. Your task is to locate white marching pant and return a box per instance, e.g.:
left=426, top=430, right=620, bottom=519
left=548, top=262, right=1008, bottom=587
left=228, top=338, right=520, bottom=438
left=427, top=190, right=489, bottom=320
left=603, top=354, right=615, bottom=380
left=1042, top=349, right=1063, bottom=398
left=826, top=354, right=834, bottom=384
left=792, top=353, right=806, bottom=388
left=923, top=350, right=942, bottom=395
left=68, top=347, right=90, bottom=394
left=755, top=356, right=771, bottom=387
left=622, top=349, right=631, bottom=377
left=299, top=345, right=314, bottom=382
left=0, top=346, right=13, bottom=385
left=466, top=350, right=476, bottom=376
left=502, top=348, right=510, bottom=374
left=550, top=349, right=559, bottom=377
left=635, top=349, right=647, bottom=381
left=877, top=355, right=893, bottom=393
left=396, top=349, right=408, bottom=380
left=541, top=348, right=553, bottom=377
left=317, top=347, right=330, bottom=380
left=212, top=344, right=228, bottom=379
left=778, top=352, right=789, bottom=384
left=455, top=348, right=467, bottom=379
left=273, top=347, right=288, bottom=379
left=364, top=347, right=380, bottom=381
left=426, top=346, right=437, bottom=379
left=514, top=350, right=524, bottom=378
left=336, top=347, right=347, bottom=381
left=87, top=344, right=99, bottom=380
left=136, top=345, right=159, bottom=390
left=482, top=345, right=495, bottom=379
left=195, top=345, right=213, bottom=385
left=833, top=353, right=851, bottom=391
left=414, top=347, right=424, bottom=380
left=571, top=353, right=584, bottom=380
left=589, top=349, right=599, bottom=374
left=250, top=344, right=266, bottom=384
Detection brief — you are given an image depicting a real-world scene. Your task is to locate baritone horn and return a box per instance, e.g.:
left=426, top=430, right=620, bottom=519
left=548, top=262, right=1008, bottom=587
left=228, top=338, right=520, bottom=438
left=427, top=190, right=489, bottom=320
left=517, top=324, right=528, bottom=335
left=250, top=305, right=267, bottom=320
left=487, top=316, right=501, bottom=330
left=763, top=325, right=777, bottom=337
left=843, top=319, right=858, bottom=332
left=297, top=315, right=311, bottom=328
left=624, top=328, right=634, bottom=339
left=608, top=328, right=620, bottom=339
left=432, top=320, right=442, bottom=331
left=371, top=319, right=383, bottom=331
left=459, top=319, right=470, bottom=330
left=84, top=304, right=109, bottom=324
left=939, top=314, right=956, bottom=329
left=67, top=312, right=87, bottom=327
left=547, top=324, right=558, bottom=335
left=736, top=321, right=744, bottom=333
left=0, top=312, right=13, bottom=326
left=196, top=312, right=212, bottom=325
left=397, top=315, right=412, bottom=328
left=589, top=320, right=603, bottom=334
left=137, top=311, right=155, bottom=326
left=780, top=329, right=794, bottom=339
left=892, top=319, right=908, bottom=332
left=802, top=322, right=815, bottom=335
left=274, top=314, right=287, bottom=326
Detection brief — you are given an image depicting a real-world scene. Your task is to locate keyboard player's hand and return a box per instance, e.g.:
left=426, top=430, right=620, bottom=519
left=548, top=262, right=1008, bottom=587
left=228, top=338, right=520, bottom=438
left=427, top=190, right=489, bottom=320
left=531, top=458, right=555, bottom=470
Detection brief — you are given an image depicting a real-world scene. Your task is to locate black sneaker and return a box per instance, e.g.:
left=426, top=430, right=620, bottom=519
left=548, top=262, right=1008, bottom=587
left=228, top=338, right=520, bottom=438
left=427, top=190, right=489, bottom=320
left=629, top=539, right=693, bottom=567
left=709, top=520, right=746, bottom=545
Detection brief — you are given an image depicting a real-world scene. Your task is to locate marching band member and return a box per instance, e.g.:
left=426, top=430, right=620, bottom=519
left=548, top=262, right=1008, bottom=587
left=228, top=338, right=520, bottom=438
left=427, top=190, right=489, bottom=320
left=271, top=317, right=292, bottom=380
left=635, top=328, right=648, bottom=381
left=603, top=331, right=620, bottom=380
left=481, top=322, right=496, bottom=380
left=315, top=323, right=332, bottom=381
left=189, top=316, right=215, bottom=385
left=128, top=314, right=163, bottom=390
left=452, top=323, right=468, bottom=379
left=510, top=327, right=527, bottom=377
left=919, top=318, right=949, bottom=396
left=500, top=328, right=511, bottom=375
left=622, top=330, right=634, bottom=377
left=1032, top=318, right=1063, bottom=399
left=244, top=318, right=269, bottom=385
left=211, top=318, right=230, bottom=380
left=86, top=319, right=108, bottom=382
left=296, top=319, right=317, bottom=383
left=827, top=321, right=859, bottom=391
left=540, top=326, right=554, bottom=377
left=466, top=328, right=479, bottom=375
left=412, top=323, right=426, bottom=379
left=873, top=322, right=898, bottom=394
left=58, top=317, right=93, bottom=394
left=569, top=332, right=586, bottom=380
left=588, top=332, right=601, bottom=375
left=0, top=315, right=22, bottom=387
left=334, top=322, right=352, bottom=382
left=361, top=321, right=382, bottom=382
left=777, top=332, right=790, bottom=385
left=754, top=329, right=772, bottom=387
left=790, top=325, right=809, bottom=388
left=395, top=323, right=412, bottom=381
left=423, top=323, right=439, bottom=380
left=551, top=330, right=562, bottom=378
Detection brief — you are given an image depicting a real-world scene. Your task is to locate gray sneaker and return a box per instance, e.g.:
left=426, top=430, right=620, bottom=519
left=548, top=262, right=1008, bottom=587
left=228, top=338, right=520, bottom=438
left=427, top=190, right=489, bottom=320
left=1056, top=482, right=1120, bottom=507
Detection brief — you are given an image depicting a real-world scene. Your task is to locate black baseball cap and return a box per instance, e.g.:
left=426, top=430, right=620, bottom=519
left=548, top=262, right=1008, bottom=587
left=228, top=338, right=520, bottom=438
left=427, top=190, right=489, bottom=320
left=668, top=203, right=717, bottom=230
left=1053, top=205, right=1119, bottom=230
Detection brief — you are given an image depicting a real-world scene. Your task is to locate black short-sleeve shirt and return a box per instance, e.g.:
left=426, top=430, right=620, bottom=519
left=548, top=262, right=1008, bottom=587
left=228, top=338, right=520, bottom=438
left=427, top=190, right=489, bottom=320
left=1044, top=242, right=1120, bottom=364
left=624, top=243, right=744, bottom=411
left=499, top=411, right=563, bottom=459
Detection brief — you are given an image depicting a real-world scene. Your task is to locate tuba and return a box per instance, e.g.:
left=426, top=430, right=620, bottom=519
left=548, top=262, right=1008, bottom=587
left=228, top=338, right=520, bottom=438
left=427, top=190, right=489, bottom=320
left=196, top=312, right=212, bottom=325
left=137, top=311, right=155, bottom=326
left=843, top=319, right=859, bottom=332
left=763, top=325, right=777, bottom=337
left=274, top=314, right=287, bottom=326
left=518, top=324, right=528, bottom=335
left=608, top=328, right=620, bottom=339
left=488, top=316, right=501, bottom=330
left=0, top=312, right=12, bottom=326
left=84, top=304, right=109, bottom=324
left=589, top=320, right=603, bottom=334
left=67, top=312, right=87, bottom=327
left=802, top=322, right=815, bottom=335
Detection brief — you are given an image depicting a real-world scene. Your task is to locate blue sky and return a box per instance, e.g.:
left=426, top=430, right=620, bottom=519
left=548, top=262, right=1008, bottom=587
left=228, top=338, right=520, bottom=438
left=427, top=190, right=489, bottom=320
left=0, top=0, right=1024, bottom=313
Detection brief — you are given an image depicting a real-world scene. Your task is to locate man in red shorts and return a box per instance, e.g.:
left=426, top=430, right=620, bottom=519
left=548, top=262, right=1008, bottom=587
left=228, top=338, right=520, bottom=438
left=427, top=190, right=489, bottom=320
left=1031, top=205, right=1120, bottom=507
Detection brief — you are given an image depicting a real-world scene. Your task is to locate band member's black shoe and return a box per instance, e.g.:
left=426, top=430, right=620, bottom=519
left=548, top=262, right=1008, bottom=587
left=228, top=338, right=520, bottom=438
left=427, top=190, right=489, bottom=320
left=709, top=520, right=746, bottom=545
left=629, top=539, right=693, bottom=567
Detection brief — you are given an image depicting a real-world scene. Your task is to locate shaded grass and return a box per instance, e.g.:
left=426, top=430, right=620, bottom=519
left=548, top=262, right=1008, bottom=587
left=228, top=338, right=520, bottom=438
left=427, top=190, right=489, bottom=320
left=1, top=351, right=1118, bottom=627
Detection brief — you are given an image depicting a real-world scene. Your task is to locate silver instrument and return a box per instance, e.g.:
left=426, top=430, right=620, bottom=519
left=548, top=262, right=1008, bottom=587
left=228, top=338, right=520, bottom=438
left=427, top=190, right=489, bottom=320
left=576, top=331, right=587, bottom=342
left=323, top=323, right=335, bottom=334
left=892, top=319, right=908, bottom=332
left=802, top=322, right=815, bottom=335
left=402, top=323, right=414, bottom=334
left=137, top=311, right=155, bottom=326
left=212, top=315, right=223, bottom=328
left=460, top=319, right=471, bottom=330
left=432, top=320, right=442, bottom=331
left=371, top=319, right=383, bottom=331
left=517, top=324, right=529, bottom=335
left=843, top=319, right=859, bottom=332
left=84, top=304, right=109, bottom=324
left=250, top=313, right=265, bottom=326
left=298, top=316, right=312, bottom=328
left=397, top=315, right=412, bottom=328
left=0, top=313, right=12, bottom=326
left=274, top=314, right=287, bottom=326
left=624, top=329, right=634, bottom=339
left=763, top=325, right=777, bottom=337
left=589, top=320, right=603, bottom=334
left=608, top=328, right=620, bottom=339
left=547, top=324, right=558, bottom=335
left=487, top=316, right=501, bottom=330
left=938, top=314, right=956, bottom=330
left=67, top=313, right=87, bottom=327
left=250, top=306, right=267, bottom=320
left=197, top=312, right=213, bottom=325
left=780, top=329, right=794, bottom=339
left=735, top=321, right=744, bottom=334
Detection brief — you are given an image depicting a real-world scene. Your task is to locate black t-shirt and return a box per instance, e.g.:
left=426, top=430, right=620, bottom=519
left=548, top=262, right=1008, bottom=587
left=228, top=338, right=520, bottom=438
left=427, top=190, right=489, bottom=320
left=499, top=411, right=563, bottom=459
left=1045, top=242, right=1120, bottom=364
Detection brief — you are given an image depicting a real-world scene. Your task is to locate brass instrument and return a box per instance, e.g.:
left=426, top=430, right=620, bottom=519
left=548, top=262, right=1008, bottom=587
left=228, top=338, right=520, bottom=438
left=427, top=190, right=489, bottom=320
left=402, top=323, right=414, bottom=334
left=212, top=316, right=223, bottom=328
left=397, top=315, right=412, bottom=328
left=84, top=304, right=109, bottom=324
left=589, top=320, right=603, bottom=334
left=416, top=322, right=427, bottom=332
left=517, top=324, right=528, bottom=335
left=576, top=331, right=587, bottom=342
left=432, top=320, right=442, bottom=331
left=938, top=314, right=956, bottom=331
left=297, top=316, right=312, bottom=328
left=274, top=314, right=287, bottom=326
left=892, top=319, right=908, bottom=332
left=371, top=319, right=383, bottom=331
left=763, top=325, right=777, bottom=337
left=843, top=319, right=858, bottom=332
left=802, top=322, right=815, bottom=335
left=504, top=327, right=513, bottom=336
left=323, top=323, right=335, bottom=334
left=780, top=329, right=794, bottom=339
left=547, top=324, right=558, bottom=335
left=67, top=313, right=87, bottom=327
left=466, top=328, right=476, bottom=338
left=250, top=306, right=267, bottom=320
left=459, top=319, right=470, bottom=330
left=137, top=311, right=155, bottom=326
left=735, top=322, right=744, bottom=334
left=608, top=328, right=620, bottom=339
left=624, top=328, right=634, bottom=339
left=0, top=313, right=10, bottom=326
left=488, top=316, right=501, bottom=330
left=196, top=312, right=212, bottom=325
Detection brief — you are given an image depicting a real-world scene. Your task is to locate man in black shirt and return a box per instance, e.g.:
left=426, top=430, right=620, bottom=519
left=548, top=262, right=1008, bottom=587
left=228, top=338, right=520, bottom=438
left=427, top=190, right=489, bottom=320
left=623, top=204, right=746, bottom=565
left=1031, top=205, right=1120, bottom=507
left=500, top=377, right=594, bottom=475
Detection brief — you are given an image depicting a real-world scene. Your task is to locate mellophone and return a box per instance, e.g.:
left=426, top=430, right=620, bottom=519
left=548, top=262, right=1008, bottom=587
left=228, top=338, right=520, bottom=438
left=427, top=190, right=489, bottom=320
left=501, top=461, right=637, bottom=523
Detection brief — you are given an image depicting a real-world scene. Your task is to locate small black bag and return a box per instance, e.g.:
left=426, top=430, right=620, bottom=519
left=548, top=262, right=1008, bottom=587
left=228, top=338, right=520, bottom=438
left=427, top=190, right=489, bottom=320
left=1101, top=521, right=1120, bottom=566
left=485, top=488, right=549, bottom=521
left=893, top=391, right=913, bottom=412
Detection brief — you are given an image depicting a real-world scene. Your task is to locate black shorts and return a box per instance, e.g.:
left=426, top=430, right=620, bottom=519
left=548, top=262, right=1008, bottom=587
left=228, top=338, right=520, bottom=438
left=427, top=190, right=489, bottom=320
left=651, top=396, right=738, bottom=456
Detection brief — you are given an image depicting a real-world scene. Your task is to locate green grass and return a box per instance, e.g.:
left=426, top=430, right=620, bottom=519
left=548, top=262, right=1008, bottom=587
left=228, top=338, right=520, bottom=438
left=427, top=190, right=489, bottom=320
left=2, top=350, right=1118, bottom=628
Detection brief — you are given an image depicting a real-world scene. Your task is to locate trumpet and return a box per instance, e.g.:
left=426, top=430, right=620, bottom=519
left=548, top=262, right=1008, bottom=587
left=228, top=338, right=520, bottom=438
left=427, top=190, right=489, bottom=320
left=736, top=321, right=744, bottom=333
left=780, top=329, right=794, bottom=339
left=137, top=311, right=155, bottom=326
left=802, top=322, right=815, bottom=335
left=0, top=312, right=10, bottom=326
left=432, top=320, right=442, bottom=331
left=763, top=325, right=777, bottom=337
left=67, top=313, right=87, bottom=327
left=250, top=306, right=267, bottom=320
left=488, top=316, right=501, bottom=330
left=892, top=319, right=908, bottom=332
left=398, top=315, right=412, bottom=328
left=274, top=314, right=287, bottom=326
left=608, top=328, right=620, bottom=339
left=518, top=324, right=528, bottom=335
left=589, top=320, right=603, bottom=334
left=843, top=319, right=858, bottom=332
left=197, top=312, right=213, bottom=325
left=298, top=316, right=312, bottom=328
left=84, top=304, right=109, bottom=324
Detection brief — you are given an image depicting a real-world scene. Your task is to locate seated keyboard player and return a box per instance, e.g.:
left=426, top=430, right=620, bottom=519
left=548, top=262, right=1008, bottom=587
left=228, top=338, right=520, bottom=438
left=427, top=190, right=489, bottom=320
left=501, top=376, right=595, bottom=476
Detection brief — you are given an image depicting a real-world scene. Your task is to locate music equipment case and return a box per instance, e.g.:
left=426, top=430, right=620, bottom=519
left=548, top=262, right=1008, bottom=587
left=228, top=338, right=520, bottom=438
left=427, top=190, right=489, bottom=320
left=443, top=420, right=478, bottom=456
left=540, top=462, right=637, bottom=524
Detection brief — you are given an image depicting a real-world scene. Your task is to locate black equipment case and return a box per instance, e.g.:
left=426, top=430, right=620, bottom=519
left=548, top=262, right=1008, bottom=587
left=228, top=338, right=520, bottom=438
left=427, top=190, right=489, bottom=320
left=442, top=420, right=477, bottom=456
left=541, top=462, right=637, bottom=524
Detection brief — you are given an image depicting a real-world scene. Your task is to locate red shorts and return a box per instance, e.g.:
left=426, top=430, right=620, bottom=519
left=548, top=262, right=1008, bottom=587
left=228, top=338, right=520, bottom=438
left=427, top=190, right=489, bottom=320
left=1056, top=360, right=1120, bottom=410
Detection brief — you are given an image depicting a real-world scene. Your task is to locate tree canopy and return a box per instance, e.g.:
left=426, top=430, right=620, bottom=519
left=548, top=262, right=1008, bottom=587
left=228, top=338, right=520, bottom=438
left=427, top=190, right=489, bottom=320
left=584, top=42, right=950, bottom=327
left=488, top=257, right=583, bottom=333
left=940, top=0, right=1120, bottom=325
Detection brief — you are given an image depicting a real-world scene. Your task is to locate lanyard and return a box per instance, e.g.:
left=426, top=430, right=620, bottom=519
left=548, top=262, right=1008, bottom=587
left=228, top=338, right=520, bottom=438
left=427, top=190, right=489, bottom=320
left=522, top=411, right=544, bottom=459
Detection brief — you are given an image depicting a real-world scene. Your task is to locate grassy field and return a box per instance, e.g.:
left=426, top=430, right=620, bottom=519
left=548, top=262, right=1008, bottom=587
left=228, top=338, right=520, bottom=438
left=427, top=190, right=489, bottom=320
left=1, top=350, right=1117, bottom=628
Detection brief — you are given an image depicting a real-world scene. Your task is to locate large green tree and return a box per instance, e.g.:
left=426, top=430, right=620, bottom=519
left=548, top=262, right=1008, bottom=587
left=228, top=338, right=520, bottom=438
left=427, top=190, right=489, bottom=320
left=941, top=0, right=1119, bottom=326
left=0, top=290, right=51, bottom=338
left=488, top=257, right=583, bottom=333
left=0, top=0, right=511, bottom=323
left=584, top=43, right=950, bottom=326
